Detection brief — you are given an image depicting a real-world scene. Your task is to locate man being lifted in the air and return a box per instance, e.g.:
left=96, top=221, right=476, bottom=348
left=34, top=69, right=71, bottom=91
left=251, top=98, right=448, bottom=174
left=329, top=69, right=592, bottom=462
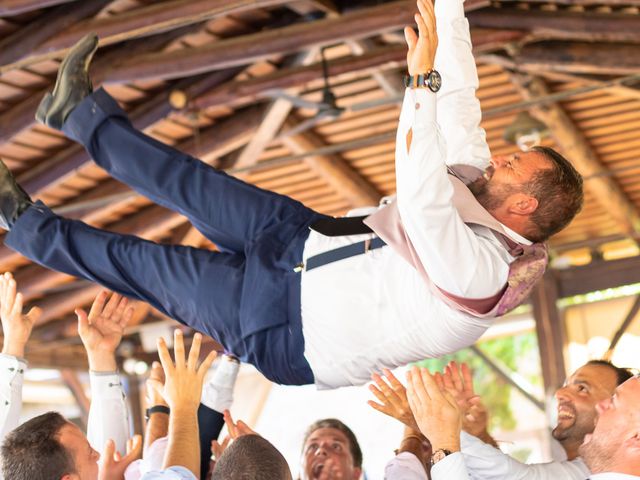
left=0, top=0, right=582, bottom=388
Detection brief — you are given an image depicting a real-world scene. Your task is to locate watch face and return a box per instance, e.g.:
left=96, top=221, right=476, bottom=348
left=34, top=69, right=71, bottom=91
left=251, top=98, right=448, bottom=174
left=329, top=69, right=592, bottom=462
left=428, top=70, right=442, bottom=92
left=431, top=449, right=451, bottom=465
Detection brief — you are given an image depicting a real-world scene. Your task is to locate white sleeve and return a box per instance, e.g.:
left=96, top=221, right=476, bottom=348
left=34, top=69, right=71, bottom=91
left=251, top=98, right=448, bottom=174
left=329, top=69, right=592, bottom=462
left=434, top=0, right=491, bottom=171
left=140, top=466, right=197, bottom=480
left=87, top=371, right=131, bottom=455
left=0, top=354, right=26, bottom=440
left=395, top=88, right=509, bottom=298
left=384, top=452, right=429, bottom=480
left=461, top=432, right=591, bottom=480
left=431, top=452, right=471, bottom=480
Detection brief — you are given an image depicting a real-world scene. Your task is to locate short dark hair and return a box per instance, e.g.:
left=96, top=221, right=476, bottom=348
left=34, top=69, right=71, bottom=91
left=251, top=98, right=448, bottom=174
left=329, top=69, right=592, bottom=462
left=302, top=419, right=363, bottom=468
left=524, top=146, right=583, bottom=242
left=212, top=435, right=291, bottom=480
left=1, top=411, right=75, bottom=480
left=586, top=360, right=635, bottom=386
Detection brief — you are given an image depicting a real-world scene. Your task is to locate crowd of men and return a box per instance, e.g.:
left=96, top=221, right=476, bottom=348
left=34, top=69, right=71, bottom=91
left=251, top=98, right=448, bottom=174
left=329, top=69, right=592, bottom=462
left=0, top=270, right=638, bottom=479
left=0, top=0, right=638, bottom=476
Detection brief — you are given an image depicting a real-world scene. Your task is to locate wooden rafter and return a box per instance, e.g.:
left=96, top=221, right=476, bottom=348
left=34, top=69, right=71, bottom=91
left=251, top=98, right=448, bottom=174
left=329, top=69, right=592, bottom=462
left=282, top=117, right=381, bottom=206
left=0, top=0, right=76, bottom=16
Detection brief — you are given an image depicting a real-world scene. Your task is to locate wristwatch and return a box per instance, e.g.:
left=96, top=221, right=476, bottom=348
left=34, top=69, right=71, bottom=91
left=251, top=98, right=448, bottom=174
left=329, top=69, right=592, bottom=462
left=430, top=448, right=453, bottom=465
left=403, top=70, right=442, bottom=92
left=145, top=405, right=170, bottom=421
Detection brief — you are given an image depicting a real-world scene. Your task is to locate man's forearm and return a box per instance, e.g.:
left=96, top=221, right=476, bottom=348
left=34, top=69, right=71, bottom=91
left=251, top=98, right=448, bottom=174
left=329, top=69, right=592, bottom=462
left=87, top=350, right=117, bottom=372
left=164, top=408, right=200, bottom=476
left=145, top=412, right=170, bottom=453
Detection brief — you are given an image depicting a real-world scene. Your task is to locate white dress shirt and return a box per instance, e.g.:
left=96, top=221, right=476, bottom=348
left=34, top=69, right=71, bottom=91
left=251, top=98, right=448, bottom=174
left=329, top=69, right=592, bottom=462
left=431, top=453, right=471, bottom=480
left=0, top=355, right=129, bottom=452
left=300, top=0, right=526, bottom=389
left=140, top=466, right=196, bottom=480
left=87, top=370, right=131, bottom=455
left=385, top=452, right=429, bottom=480
left=0, top=353, right=26, bottom=440
left=460, top=431, right=590, bottom=480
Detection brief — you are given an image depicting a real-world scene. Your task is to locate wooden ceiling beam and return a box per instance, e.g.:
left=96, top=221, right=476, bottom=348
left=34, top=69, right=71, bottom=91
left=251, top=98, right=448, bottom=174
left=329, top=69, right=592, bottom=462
left=514, top=75, right=640, bottom=237
left=2, top=0, right=291, bottom=72
left=0, top=24, right=204, bottom=145
left=233, top=50, right=319, bottom=169
left=103, top=1, right=418, bottom=83
left=192, top=28, right=524, bottom=111
left=0, top=0, right=110, bottom=67
left=281, top=117, right=381, bottom=206
left=0, top=0, right=77, bottom=16
left=468, top=8, right=640, bottom=43
left=514, top=41, right=640, bottom=76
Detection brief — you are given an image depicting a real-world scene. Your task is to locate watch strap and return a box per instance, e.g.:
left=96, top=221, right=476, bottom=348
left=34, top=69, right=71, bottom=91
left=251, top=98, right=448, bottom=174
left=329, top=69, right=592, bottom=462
left=145, top=405, right=170, bottom=420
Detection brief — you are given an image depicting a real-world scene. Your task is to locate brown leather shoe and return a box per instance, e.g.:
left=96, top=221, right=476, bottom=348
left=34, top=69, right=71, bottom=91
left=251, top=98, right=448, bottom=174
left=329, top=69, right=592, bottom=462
left=35, top=33, right=99, bottom=129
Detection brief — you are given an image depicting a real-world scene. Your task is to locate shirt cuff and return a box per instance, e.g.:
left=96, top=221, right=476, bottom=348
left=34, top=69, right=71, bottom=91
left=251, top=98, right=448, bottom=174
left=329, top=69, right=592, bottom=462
left=431, top=452, right=469, bottom=479
left=0, top=353, right=27, bottom=385
left=408, top=88, right=437, bottom=131
left=385, top=451, right=428, bottom=479
left=89, top=371, right=125, bottom=399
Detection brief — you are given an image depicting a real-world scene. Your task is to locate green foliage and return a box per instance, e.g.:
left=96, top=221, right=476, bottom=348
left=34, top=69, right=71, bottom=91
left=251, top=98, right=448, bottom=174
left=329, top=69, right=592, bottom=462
left=416, top=331, right=541, bottom=433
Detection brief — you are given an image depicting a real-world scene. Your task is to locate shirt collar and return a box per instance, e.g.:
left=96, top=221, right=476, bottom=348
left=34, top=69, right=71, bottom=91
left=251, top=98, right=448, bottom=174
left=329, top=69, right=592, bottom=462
left=500, top=223, right=533, bottom=246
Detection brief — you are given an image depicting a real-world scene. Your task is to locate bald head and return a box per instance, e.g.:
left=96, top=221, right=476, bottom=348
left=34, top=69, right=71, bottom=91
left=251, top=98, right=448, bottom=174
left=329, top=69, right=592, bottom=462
left=579, top=375, right=640, bottom=475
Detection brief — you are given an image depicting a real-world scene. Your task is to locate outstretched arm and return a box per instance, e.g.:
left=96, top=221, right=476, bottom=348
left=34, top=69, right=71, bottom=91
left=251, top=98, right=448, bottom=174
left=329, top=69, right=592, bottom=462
left=0, top=272, right=40, bottom=439
left=79, top=290, right=133, bottom=455
left=395, top=0, right=509, bottom=299
left=434, top=0, right=491, bottom=172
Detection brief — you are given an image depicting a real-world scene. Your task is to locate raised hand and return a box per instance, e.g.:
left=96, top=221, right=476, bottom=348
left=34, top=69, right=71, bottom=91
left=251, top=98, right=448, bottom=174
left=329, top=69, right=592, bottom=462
left=368, top=368, right=420, bottom=432
left=76, top=290, right=133, bottom=371
left=155, top=330, right=217, bottom=412
left=442, top=361, right=491, bottom=438
left=223, top=409, right=257, bottom=439
left=0, top=272, right=41, bottom=358
left=145, top=360, right=168, bottom=408
left=211, top=436, right=231, bottom=463
left=406, top=366, right=462, bottom=453
left=98, top=435, right=142, bottom=480
left=404, top=0, right=438, bottom=76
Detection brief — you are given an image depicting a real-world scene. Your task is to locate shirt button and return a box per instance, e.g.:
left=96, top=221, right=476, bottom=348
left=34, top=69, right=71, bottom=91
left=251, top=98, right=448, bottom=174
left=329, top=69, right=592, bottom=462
left=415, top=102, right=421, bottom=110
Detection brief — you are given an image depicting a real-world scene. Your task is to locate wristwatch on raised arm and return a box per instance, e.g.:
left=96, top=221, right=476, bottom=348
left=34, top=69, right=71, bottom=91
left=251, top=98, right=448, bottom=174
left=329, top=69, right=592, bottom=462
left=430, top=448, right=453, bottom=466
left=403, top=70, right=442, bottom=92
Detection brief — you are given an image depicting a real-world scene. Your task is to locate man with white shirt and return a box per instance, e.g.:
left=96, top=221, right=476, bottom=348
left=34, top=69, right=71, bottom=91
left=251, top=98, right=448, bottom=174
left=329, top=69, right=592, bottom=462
left=580, top=374, right=640, bottom=479
left=1, top=329, right=216, bottom=480
left=0, top=273, right=131, bottom=456
left=457, top=360, right=633, bottom=480
left=0, top=0, right=582, bottom=389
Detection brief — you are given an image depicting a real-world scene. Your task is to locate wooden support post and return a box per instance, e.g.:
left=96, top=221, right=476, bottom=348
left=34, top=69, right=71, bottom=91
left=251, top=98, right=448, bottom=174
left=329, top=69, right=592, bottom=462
left=512, top=75, right=640, bottom=237
left=605, top=295, right=640, bottom=360
left=60, top=368, right=90, bottom=429
left=531, top=271, right=567, bottom=395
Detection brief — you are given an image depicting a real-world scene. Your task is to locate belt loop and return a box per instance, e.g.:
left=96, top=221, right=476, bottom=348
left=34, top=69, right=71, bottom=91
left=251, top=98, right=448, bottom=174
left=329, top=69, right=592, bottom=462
left=364, top=239, right=371, bottom=253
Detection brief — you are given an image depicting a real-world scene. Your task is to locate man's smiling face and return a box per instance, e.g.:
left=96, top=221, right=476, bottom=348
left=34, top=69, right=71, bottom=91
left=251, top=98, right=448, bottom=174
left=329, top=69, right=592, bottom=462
left=301, top=428, right=361, bottom=480
left=552, top=364, right=618, bottom=445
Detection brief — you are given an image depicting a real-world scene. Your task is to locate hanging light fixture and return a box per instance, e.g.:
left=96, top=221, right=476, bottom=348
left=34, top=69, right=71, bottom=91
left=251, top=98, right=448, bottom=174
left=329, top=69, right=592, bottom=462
left=503, top=111, right=549, bottom=151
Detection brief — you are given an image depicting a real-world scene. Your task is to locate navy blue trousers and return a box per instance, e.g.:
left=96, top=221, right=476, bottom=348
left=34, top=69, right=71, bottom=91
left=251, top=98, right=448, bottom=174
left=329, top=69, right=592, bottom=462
left=6, top=88, right=322, bottom=385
